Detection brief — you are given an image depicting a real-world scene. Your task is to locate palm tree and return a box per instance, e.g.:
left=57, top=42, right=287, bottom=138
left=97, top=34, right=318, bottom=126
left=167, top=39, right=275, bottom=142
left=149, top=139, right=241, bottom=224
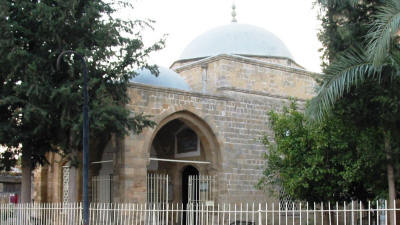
left=307, top=0, right=400, bottom=219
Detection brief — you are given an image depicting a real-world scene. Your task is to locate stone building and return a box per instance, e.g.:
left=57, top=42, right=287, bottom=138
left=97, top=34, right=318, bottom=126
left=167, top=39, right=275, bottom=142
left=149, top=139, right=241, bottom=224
left=34, top=17, right=317, bottom=204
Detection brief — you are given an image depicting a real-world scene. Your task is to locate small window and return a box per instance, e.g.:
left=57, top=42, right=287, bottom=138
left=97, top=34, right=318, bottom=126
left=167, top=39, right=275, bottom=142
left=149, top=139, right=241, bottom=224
left=175, top=126, right=200, bottom=158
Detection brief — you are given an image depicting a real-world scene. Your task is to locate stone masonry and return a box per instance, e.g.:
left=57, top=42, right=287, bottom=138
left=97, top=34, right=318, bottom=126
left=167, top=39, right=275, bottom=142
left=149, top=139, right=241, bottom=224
left=115, top=54, right=316, bottom=203
left=33, top=53, right=317, bottom=204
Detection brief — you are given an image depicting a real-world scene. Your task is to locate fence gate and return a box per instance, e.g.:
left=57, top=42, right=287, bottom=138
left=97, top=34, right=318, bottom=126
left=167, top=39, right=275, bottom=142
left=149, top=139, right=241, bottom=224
left=91, top=175, right=113, bottom=203
left=188, top=175, right=216, bottom=204
left=147, top=173, right=169, bottom=203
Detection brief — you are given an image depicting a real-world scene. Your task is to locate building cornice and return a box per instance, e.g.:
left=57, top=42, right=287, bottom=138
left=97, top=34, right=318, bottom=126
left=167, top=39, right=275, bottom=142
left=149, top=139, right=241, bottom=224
left=172, top=54, right=320, bottom=79
left=217, top=86, right=308, bottom=102
left=128, top=83, right=232, bottom=101
left=128, top=83, right=308, bottom=102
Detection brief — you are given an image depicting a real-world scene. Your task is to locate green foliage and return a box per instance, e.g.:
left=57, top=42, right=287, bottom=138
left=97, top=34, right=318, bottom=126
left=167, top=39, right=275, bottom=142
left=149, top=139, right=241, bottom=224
left=310, top=0, right=400, bottom=121
left=307, top=47, right=378, bottom=121
left=293, top=0, right=400, bottom=201
left=366, top=0, right=400, bottom=65
left=0, top=0, right=163, bottom=169
left=259, top=0, right=400, bottom=202
left=316, top=0, right=379, bottom=68
left=0, top=149, right=18, bottom=171
left=259, top=101, right=390, bottom=202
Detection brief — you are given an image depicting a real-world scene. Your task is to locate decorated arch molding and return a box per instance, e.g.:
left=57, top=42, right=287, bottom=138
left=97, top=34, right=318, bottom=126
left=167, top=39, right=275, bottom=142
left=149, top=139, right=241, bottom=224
left=140, top=107, right=223, bottom=171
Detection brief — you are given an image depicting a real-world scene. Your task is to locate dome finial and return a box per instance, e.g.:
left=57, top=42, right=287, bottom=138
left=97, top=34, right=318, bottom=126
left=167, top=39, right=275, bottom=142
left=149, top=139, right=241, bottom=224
left=231, top=3, right=237, bottom=23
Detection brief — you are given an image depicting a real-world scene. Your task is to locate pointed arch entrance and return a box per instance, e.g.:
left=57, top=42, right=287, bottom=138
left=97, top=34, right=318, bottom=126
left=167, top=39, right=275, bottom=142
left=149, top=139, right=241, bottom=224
left=144, top=110, right=221, bottom=204
left=182, top=166, right=199, bottom=206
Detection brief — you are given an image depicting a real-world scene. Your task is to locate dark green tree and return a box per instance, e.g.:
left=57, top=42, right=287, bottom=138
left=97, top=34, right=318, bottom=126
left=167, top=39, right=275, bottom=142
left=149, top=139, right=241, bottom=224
left=317, top=0, right=379, bottom=67
left=259, top=101, right=389, bottom=202
left=260, top=0, right=400, bottom=207
left=308, top=0, right=400, bottom=213
left=260, top=77, right=400, bottom=201
left=0, top=0, right=163, bottom=202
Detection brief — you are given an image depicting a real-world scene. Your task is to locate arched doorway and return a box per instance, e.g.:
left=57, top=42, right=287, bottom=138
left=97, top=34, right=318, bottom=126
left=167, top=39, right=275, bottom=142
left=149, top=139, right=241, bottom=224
left=182, top=166, right=199, bottom=206
left=147, top=118, right=207, bottom=203
left=144, top=110, right=222, bottom=204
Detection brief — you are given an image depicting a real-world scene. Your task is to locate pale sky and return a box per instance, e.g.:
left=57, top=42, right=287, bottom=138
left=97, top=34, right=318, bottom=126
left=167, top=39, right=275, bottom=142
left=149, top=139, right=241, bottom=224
left=129, top=0, right=323, bottom=73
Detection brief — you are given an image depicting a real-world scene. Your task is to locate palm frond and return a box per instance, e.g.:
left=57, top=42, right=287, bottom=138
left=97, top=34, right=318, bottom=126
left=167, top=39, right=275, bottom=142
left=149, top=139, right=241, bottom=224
left=366, top=0, right=400, bottom=66
left=306, top=47, right=379, bottom=122
left=388, top=48, right=400, bottom=69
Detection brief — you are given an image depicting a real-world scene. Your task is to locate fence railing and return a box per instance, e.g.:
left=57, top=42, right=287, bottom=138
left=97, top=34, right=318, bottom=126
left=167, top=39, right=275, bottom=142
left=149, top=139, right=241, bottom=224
left=188, top=175, right=216, bottom=204
left=0, top=201, right=399, bottom=225
left=147, top=173, right=169, bottom=203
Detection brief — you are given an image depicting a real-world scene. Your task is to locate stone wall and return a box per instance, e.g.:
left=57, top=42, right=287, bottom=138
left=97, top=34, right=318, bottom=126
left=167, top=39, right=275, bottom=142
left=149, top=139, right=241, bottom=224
left=33, top=153, right=64, bottom=202
left=117, top=82, right=304, bottom=203
left=33, top=54, right=316, bottom=204
left=249, top=56, right=304, bottom=70
left=174, top=54, right=316, bottom=100
left=171, top=55, right=303, bottom=70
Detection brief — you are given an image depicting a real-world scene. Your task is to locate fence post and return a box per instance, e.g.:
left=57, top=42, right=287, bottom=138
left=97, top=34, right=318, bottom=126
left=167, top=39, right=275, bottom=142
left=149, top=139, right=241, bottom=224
left=394, top=200, right=397, bottom=225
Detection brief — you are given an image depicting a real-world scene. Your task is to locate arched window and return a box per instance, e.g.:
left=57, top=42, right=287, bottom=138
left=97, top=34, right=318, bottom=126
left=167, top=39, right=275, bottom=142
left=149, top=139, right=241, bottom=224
left=174, top=126, right=200, bottom=158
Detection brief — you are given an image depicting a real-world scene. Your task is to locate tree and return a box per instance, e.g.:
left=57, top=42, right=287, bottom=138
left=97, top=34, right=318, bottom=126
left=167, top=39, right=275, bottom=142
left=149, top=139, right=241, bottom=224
left=308, top=0, right=400, bottom=218
left=259, top=101, right=391, bottom=202
left=0, top=0, right=163, bottom=202
left=317, top=0, right=378, bottom=67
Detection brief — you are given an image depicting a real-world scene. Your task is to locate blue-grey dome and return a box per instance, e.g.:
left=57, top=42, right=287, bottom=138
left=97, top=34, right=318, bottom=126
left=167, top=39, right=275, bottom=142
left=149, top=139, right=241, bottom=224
left=179, top=23, right=293, bottom=60
left=130, top=66, right=191, bottom=91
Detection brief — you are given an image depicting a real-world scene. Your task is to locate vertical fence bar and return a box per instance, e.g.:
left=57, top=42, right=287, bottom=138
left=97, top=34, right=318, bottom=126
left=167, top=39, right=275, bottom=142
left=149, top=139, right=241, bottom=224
left=385, top=200, right=388, bottom=225
left=285, top=202, right=288, bottom=225
left=352, top=201, right=354, bottom=225
left=228, top=203, right=231, bottom=225
left=306, top=202, right=309, bottom=225
left=293, top=202, right=295, bottom=225
left=272, top=202, right=275, bottom=225
left=321, top=202, right=324, bottom=225
left=336, top=202, right=339, bottom=225
left=279, top=202, right=281, bottom=225
left=394, top=200, right=396, bottom=225
left=360, top=201, right=362, bottom=225
left=299, top=202, right=302, bottom=225
left=344, top=202, right=347, bottom=225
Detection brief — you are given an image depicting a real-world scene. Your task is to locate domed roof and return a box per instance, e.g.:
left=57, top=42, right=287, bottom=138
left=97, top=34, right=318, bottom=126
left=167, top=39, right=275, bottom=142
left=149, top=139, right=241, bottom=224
left=179, top=23, right=293, bottom=60
left=130, top=66, right=191, bottom=91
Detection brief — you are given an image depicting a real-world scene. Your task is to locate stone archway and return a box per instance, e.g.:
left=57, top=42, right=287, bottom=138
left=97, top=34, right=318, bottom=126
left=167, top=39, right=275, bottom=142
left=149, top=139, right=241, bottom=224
left=145, top=110, right=222, bottom=171
left=145, top=110, right=222, bottom=203
left=114, top=110, right=222, bottom=203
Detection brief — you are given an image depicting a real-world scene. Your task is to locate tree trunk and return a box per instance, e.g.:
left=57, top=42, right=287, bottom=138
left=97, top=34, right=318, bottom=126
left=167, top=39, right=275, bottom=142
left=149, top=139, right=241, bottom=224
left=384, top=130, right=396, bottom=225
left=21, top=149, right=32, bottom=203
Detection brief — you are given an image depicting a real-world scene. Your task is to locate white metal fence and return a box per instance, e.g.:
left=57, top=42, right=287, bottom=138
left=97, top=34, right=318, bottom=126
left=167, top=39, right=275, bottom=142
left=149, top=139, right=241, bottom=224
left=0, top=201, right=399, bottom=225
left=147, top=173, right=169, bottom=203
left=188, top=175, right=216, bottom=204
